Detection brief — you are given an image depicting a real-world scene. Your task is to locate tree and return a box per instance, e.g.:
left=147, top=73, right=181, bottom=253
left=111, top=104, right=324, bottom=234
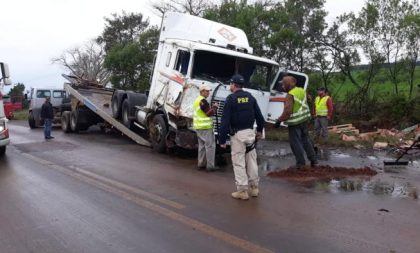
left=97, top=11, right=151, bottom=52
left=8, top=83, right=25, bottom=98
left=321, top=16, right=361, bottom=89
left=265, top=0, right=327, bottom=72
left=401, top=1, right=420, bottom=98
left=204, top=0, right=275, bottom=57
left=152, top=0, right=212, bottom=16
left=104, top=27, right=159, bottom=91
left=309, top=45, right=336, bottom=90
left=52, top=40, right=111, bottom=84
left=352, top=0, right=413, bottom=95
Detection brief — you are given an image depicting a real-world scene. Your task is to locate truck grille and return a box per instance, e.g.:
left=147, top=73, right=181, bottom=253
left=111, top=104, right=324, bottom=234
left=212, top=99, right=225, bottom=135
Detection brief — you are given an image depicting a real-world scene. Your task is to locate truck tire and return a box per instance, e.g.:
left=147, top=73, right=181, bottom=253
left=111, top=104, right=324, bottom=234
left=70, top=110, right=80, bottom=133
left=111, top=90, right=124, bottom=119
left=61, top=111, right=72, bottom=133
left=28, top=112, right=36, bottom=129
left=122, top=99, right=133, bottom=129
left=0, top=146, right=5, bottom=157
left=149, top=114, right=168, bottom=153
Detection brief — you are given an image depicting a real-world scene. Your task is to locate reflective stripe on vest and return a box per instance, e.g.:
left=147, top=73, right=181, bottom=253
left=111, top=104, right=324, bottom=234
left=193, top=95, right=213, bottom=130
left=315, top=96, right=329, bottom=116
left=285, top=87, right=311, bottom=126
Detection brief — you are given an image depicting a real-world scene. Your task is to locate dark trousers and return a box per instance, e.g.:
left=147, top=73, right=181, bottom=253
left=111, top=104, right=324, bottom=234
left=288, top=121, right=317, bottom=166
left=44, top=118, right=52, bottom=138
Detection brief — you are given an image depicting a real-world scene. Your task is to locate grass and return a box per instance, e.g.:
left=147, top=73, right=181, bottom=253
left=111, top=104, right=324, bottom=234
left=312, top=67, right=420, bottom=103
left=11, top=109, right=28, bottom=120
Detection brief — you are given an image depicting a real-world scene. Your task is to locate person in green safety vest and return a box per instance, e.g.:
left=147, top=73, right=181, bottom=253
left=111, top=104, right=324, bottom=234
left=275, top=76, right=318, bottom=169
left=193, top=84, right=219, bottom=171
left=312, top=87, right=333, bottom=140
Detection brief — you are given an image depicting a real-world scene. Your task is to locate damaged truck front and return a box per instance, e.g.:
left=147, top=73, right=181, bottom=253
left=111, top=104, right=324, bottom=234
left=111, top=12, right=309, bottom=152
left=0, top=62, right=11, bottom=157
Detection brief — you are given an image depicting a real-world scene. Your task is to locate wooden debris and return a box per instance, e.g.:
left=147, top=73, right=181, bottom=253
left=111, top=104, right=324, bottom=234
left=373, top=142, right=388, bottom=149
left=341, top=134, right=357, bottom=142
left=328, top=124, right=359, bottom=135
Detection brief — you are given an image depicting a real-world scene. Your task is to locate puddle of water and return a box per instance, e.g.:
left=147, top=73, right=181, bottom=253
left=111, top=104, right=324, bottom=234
left=314, top=178, right=418, bottom=200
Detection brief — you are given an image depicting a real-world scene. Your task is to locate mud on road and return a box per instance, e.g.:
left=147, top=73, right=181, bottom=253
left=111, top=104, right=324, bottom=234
left=268, top=165, right=377, bottom=181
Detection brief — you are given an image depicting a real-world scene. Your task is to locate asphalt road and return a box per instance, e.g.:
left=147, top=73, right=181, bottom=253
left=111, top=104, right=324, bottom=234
left=1, top=121, right=419, bottom=253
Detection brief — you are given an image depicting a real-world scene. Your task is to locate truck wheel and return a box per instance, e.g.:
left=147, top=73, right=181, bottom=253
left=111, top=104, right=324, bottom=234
left=28, top=112, right=36, bottom=129
left=0, top=146, right=5, bottom=157
left=122, top=99, right=133, bottom=129
left=70, top=110, right=79, bottom=133
left=111, top=90, right=124, bottom=119
left=149, top=114, right=168, bottom=153
left=61, top=111, right=72, bottom=133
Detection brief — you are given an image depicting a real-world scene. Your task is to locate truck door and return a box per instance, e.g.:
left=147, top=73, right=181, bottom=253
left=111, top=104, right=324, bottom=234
left=266, top=70, right=309, bottom=123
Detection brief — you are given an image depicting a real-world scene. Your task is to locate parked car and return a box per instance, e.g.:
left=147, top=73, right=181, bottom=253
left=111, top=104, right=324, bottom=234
left=28, top=88, right=66, bottom=128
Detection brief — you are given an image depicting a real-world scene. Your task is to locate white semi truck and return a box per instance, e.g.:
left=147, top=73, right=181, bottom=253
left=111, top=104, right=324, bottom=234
left=0, top=62, right=12, bottom=156
left=61, top=12, right=309, bottom=152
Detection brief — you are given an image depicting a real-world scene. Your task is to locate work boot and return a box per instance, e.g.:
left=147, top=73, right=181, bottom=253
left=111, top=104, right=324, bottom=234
left=249, top=186, right=259, bottom=197
left=197, top=166, right=206, bottom=171
left=231, top=190, right=249, bottom=200
left=310, top=160, right=318, bottom=167
left=206, top=166, right=221, bottom=172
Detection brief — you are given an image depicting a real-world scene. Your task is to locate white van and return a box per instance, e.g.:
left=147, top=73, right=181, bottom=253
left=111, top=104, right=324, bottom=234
left=0, top=62, right=11, bottom=156
left=28, top=88, right=66, bottom=128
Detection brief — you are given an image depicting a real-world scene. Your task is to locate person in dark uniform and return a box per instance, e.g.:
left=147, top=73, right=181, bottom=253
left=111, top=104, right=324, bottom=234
left=219, top=74, right=265, bottom=200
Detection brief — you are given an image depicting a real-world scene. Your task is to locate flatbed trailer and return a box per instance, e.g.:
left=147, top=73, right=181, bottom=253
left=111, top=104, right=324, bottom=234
left=62, top=76, right=150, bottom=147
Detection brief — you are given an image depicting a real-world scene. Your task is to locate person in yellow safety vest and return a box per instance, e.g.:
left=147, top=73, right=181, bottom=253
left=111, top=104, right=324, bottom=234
left=193, top=84, right=220, bottom=171
left=312, top=87, right=333, bottom=140
left=275, top=76, right=318, bottom=169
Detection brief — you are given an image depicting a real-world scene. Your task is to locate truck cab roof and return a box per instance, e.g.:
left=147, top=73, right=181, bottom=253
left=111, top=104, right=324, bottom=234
left=160, top=12, right=253, bottom=54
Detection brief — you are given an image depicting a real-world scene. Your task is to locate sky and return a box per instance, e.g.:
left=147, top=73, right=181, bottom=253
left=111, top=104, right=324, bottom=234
left=0, top=0, right=366, bottom=93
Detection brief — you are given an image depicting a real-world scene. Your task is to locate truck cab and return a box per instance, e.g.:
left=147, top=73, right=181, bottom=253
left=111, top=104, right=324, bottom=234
left=28, top=88, right=66, bottom=128
left=0, top=62, right=12, bottom=156
left=111, top=12, right=309, bottom=152
left=146, top=12, right=308, bottom=151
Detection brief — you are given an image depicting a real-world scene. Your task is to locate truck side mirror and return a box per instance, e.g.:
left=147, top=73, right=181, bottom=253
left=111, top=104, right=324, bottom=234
left=0, top=63, right=11, bottom=85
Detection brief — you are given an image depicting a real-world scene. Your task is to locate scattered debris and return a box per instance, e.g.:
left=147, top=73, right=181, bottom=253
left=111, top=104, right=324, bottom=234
left=329, top=124, right=359, bottom=135
left=401, top=124, right=419, bottom=134
left=353, top=144, right=365, bottom=149
left=341, top=134, right=357, bottom=142
left=373, top=142, right=388, bottom=149
left=328, top=123, right=420, bottom=149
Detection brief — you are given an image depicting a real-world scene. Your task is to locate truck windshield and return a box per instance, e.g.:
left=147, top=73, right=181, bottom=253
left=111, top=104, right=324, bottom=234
left=36, top=90, right=51, bottom=98
left=191, top=50, right=276, bottom=91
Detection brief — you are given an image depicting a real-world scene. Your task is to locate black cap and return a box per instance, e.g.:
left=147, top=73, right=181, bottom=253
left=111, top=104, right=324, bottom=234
left=230, top=74, right=245, bottom=85
left=317, top=87, right=326, bottom=91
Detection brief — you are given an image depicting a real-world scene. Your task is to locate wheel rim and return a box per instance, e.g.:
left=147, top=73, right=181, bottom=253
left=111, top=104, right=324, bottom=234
left=123, top=107, right=129, bottom=125
left=150, top=122, right=162, bottom=144
left=61, top=115, right=67, bottom=130
left=71, top=113, right=76, bottom=130
left=112, top=99, right=118, bottom=115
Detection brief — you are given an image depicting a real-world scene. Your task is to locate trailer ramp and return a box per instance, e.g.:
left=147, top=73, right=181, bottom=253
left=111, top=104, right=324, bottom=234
left=64, top=83, right=151, bottom=147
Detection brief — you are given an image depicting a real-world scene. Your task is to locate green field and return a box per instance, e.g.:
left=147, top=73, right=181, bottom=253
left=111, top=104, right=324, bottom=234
left=310, top=66, right=420, bottom=103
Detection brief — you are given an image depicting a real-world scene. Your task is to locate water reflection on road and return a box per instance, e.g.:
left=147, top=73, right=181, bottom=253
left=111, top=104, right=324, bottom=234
left=257, top=140, right=420, bottom=200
